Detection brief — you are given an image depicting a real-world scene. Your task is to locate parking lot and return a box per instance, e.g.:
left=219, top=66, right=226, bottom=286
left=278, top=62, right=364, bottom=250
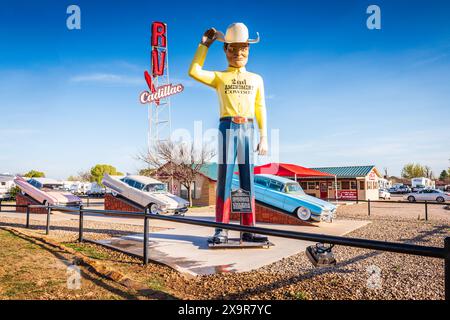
left=335, top=195, right=450, bottom=222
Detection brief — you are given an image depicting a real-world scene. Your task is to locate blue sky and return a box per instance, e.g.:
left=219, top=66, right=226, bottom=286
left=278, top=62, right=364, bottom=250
left=0, top=0, right=449, bottom=179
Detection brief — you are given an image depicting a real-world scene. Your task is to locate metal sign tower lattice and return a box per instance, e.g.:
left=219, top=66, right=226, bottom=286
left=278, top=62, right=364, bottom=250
left=147, top=23, right=172, bottom=153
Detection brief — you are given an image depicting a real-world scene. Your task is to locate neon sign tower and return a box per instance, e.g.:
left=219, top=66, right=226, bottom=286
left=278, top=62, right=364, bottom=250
left=144, top=21, right=172, bottom=152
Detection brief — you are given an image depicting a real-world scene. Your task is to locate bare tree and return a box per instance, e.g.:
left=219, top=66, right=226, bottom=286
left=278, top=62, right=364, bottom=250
left=137, top=141, right=215, bottom=206
left=424, top=166, right=434, bottom=179
left=77, top=170, right=92, bottom=182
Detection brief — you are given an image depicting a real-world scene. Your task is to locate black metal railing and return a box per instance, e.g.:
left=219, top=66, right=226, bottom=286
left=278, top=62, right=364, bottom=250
left=0, top=202, right=449, bottom=300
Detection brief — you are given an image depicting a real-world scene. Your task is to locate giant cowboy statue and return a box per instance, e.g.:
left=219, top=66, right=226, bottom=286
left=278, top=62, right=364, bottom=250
left=188, top=23, right=269, bottom=244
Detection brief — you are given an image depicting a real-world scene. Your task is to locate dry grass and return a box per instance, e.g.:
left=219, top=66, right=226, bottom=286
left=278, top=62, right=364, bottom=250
left=0, top=229, right=162, bottom=300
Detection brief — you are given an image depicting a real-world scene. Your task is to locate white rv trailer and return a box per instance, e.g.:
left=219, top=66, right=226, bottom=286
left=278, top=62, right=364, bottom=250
left=69, top=182, right=92, bottom=195
left=411, top=177, right=435, bottom=189
left=0, top=174, right=15, bottom=200
left=87, top=182, right=106, bottom=197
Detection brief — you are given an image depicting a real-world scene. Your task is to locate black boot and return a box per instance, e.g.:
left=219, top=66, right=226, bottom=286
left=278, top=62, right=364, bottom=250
left=242, top=232, right=268, bottom=243
left=207, top=228, right=228, bottom=244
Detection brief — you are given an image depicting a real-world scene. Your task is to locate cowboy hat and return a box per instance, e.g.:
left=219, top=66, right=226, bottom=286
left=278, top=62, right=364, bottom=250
left=216, top=22, right=260, bottom=44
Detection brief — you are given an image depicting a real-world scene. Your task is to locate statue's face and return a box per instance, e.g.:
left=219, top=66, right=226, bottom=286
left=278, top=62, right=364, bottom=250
left=224, top=43, right=249, bottom=68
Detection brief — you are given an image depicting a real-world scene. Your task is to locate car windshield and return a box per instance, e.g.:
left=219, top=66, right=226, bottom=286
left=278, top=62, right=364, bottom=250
left=42, top=184, right=64, bottom=191
left=144, top=183, right=167, bottom=192
left=285, top=183, right=305, bottom=195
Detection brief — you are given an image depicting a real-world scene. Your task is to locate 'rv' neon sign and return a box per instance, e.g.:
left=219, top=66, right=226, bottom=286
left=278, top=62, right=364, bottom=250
left=140, top=21, right=183, bottom=105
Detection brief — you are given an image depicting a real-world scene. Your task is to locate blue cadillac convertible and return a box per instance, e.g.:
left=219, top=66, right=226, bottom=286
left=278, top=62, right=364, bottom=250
left=232, top=174, right=337, bottom=222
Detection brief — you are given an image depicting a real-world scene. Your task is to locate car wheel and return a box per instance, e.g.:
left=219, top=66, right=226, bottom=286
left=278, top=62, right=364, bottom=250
left=296, top=207, right=311, bottom=221
left=436, top=197, right=445, bottom=203
left=407, top=196, right=416, bottom=202
left=148, top=203, right=159, bottom=214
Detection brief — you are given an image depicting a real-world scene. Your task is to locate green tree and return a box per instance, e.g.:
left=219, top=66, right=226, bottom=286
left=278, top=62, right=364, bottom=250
left=440, top=170, right=449, bottom=181
left=90, top=164, right=123, bottom=185
left=24, top=170, right=45, bottom=178
left=7, top=186, right=21, bottom=200
left=138, top=167, right=157, bottom=177
left=401, top=163, right=427, bottom=179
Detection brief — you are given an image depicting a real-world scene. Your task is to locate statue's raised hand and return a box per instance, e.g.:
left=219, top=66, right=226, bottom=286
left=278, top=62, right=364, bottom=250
left=201, top=28, right=217, bottom=47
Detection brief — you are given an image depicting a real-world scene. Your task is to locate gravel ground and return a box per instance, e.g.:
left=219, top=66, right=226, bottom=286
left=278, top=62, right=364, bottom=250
left=335, top=201, right=450, bottom=222
left=0, top=206, right=448, bottom=300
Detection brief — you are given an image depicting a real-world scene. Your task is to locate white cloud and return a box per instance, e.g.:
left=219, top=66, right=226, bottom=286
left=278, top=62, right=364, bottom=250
left=0, top=128, right=37, bottom=136
left=69, top=73, right=142, bottom=85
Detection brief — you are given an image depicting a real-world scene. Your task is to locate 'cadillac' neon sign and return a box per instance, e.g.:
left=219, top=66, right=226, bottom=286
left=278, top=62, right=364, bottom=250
left=139, top=83, right=183, bottom=104
left=140, top=22, right=183, bottom=105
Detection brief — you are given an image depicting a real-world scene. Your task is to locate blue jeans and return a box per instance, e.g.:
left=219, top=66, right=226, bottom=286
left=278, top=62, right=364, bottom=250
left=216, top=119, right=255, bottom=226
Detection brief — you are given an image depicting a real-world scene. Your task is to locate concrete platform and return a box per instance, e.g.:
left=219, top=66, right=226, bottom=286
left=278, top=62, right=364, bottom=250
left=95, top=217, right=370, bottom=276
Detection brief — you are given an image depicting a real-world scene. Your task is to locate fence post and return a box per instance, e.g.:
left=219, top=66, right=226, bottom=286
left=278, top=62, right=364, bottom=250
left=367, top=199, right=371, bottom=216
left=445, top=237, right=450, bottom=301
left=78, top=205, right=84, bottom=242
left=45, top=205, right=51, bottom=235
left=143, top=208, right=149, bottom=265
left=424, top=201, right=428, bottom=221
left=26, top=205, right=30, bottom=228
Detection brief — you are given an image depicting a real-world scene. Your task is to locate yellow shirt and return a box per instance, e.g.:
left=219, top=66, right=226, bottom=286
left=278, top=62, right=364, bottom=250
left=188, top=44, right=267, bottom=137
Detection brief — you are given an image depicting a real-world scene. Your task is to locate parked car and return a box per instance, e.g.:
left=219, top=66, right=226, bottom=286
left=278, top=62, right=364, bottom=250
left=14, top=176, right=82, bottom=206
left=379, top=188, right=391, bottom=200
left=232, top=174, right=336, bottom=222
left=412, top=185, right=425, bottom=193
left=102, top=174, right=189, bottom=214
left=388, top=187, right=397, bottom=194
left=404, top=188, right=450, bottom=203
left=389, top=185, right=411, bottom=194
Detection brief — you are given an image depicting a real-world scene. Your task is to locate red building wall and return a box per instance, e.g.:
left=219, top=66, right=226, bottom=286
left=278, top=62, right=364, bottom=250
left=104, top=193, right=143, bottom=213
left=15, top=193, right=48, bottom=214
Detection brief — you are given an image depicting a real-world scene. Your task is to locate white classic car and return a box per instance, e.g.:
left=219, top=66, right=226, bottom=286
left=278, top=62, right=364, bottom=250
left=404, top=188, right=450, bottom=203
left=14, top=176, right=82, bottom=206
left=102, top=174, right=189, bottom=214
left=379, top=188, right=391, bottom=200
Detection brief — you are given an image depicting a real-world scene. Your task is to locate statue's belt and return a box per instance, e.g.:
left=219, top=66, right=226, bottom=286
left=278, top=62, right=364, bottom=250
left=220, top=116, right=253, bottom=124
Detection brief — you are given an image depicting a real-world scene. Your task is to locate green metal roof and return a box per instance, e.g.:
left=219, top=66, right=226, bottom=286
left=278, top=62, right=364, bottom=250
left=197, top=163, right=218, bottom=181
left=310, top=165, right=376, bottom=178
left=196, top=163, right=243, bottom=181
